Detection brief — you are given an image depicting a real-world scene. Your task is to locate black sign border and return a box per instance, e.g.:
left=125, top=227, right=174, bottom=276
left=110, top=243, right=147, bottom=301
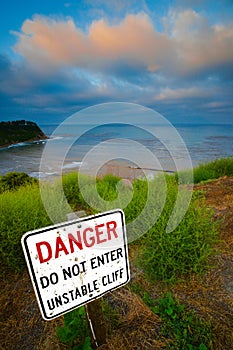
left=21, top=209, right=130, bottom=320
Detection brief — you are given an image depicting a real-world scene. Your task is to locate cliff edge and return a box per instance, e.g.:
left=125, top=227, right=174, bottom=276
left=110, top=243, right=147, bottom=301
left=0, top=120, right=47, bottom=147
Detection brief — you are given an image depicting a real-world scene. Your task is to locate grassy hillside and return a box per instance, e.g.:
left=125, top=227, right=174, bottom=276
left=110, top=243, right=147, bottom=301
left=0, top=120, right=47, bottom=147
left=0, top=157, right=233, bottom=349
left=1, top=157, right=233, bottom=272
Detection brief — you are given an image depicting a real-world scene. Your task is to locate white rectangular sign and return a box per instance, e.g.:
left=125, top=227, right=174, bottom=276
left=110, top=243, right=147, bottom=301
left=21, top=209, right=130, bottom=320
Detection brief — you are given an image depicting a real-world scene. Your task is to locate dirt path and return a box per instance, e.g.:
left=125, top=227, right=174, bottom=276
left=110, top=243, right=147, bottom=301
left=172, top=177, right=233, bottom=349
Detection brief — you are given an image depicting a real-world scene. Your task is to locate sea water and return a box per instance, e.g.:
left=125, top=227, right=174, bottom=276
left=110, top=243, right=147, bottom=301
left=0, top=123, right=232, bottom=179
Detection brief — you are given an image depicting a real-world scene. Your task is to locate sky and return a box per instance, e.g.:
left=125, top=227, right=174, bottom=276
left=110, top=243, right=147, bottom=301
left=0, top=0, right=233, bottom=125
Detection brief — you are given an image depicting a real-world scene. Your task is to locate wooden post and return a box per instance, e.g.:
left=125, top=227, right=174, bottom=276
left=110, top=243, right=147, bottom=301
left=67, top=211, right=107, bottom=349
left=85, top=299, right=107, bottom=349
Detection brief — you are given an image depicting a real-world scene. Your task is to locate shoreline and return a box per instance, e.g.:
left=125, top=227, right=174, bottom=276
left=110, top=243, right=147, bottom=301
left=94, top=162, right=176, bottom=180
left=54, top=159, right=178, bottom=181
left=23, top=164, right=177, bottom=182
left=0, top=137, right=48, bottom=150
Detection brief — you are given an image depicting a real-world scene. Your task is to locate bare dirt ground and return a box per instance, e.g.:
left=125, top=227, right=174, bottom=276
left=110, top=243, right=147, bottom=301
left=172, top=176, right=233, bottom=349
left=0, top=176, right=232, bottom=350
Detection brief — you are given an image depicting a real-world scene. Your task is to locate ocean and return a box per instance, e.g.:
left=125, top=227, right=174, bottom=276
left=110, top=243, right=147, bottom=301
left=0, top=123, right=232, bottom=180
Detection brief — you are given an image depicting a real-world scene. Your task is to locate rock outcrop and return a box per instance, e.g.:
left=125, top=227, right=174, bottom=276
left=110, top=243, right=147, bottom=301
left=0, top=120, right=47, bottom=147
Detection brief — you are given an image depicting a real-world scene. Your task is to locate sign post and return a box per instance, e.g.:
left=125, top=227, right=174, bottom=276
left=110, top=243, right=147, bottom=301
left=66, top=211, right=107, bottom=349
left=21, top=209, right=130, bottom=345
left=85, top=298, right=107, bottom=349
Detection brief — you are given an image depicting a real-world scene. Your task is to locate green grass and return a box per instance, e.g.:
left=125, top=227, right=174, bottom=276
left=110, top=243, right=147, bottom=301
left=193, top=157, right=233, bottom=183
left=0, top=159, right=230, bottom=348
left=129, top=286, right=216, bottom=349
left=144, top=292, right=215, bottom=349
left=176, top=157, right=233, bottom=184
left=56, top=307, right=91, bottom=349
left=137, top=175, right=218, bottom=283
left=0, top=184, right=52, bottom=271
left=1, top=157, right=231, bottom=274
left=62, top=172, right=92, bottom=211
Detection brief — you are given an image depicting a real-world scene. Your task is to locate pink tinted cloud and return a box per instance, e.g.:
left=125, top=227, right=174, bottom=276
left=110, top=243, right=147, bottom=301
left=14, top=17, right=91, bottom=67
left=88, top=14, right=173, bottom=67
left=170, top=9, right=233, bottom=73
left=13, top=11, right=233, bottom=77
left=14, top=13, right=174, bottom=72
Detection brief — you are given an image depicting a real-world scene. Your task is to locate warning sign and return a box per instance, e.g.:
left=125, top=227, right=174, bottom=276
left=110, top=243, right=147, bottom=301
left=21, top=209, right=130, bottom=320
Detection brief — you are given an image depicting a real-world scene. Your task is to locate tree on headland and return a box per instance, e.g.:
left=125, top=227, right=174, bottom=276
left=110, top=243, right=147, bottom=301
left=0, top=120, right=47, bottom=147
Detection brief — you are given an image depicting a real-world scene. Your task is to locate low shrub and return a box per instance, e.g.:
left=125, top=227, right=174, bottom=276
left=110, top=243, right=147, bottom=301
left=0, top=171, right=38, bottom=193
left=56, top=307, right=91, bottom=349
left=138, top=176, right=218, bottom=283
left=153, top=292, right=215, bottom=349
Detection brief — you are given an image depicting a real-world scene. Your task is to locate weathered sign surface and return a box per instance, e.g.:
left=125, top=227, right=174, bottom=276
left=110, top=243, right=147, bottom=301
left=21, top=209, right=130, bottom=320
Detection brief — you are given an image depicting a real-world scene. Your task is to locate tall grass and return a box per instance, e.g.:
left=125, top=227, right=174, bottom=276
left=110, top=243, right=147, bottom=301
left=0, top=184, right=51, bottom=271
left=138, top=176, right=218, bottom=283
left=62, top=172, right=91, bottom=211
left=48, top=173, right=219, bottom=282
left=193, top=157, right=233, bottom=183
left=2, top=157, right=231, bottom=274
left=176, top=157, right=233, bottom=184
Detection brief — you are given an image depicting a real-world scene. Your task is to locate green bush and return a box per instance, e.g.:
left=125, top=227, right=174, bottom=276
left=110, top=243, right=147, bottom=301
left=0, top=184, right=51, bottom=271
left=0, top=171, right=38, bottom=193
left=138, top=176, right=218, bottom=283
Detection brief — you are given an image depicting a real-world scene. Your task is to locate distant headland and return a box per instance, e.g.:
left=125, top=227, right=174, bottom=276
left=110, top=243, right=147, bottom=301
left=0, top=120, right=47, bottom=148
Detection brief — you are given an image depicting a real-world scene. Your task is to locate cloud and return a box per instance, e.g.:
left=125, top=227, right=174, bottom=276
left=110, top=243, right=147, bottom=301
left=0, top=52, right=142, bottom=120
left=155, top=86, right=213, bottom=101
left=13, top=10, right=233, bottom=81
left=1, top=9, right=232, bottom=123
left=169, top=9, right=233, bottom=76
left=13, top=13, right=174, bottom=76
